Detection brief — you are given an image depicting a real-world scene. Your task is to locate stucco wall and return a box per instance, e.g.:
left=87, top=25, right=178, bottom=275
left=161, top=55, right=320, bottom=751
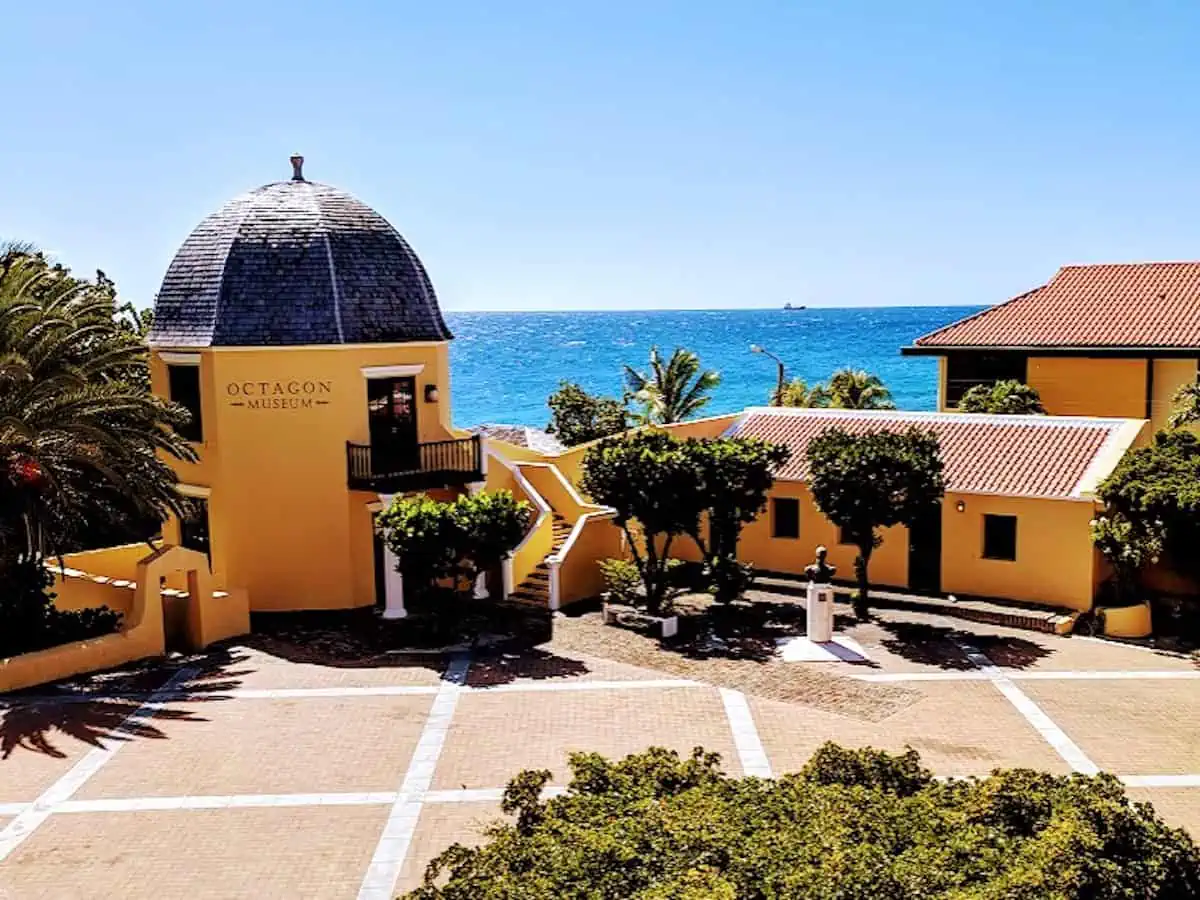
left=152, top=343, right=456, bottom=611
left=940, top=494, right=1097, bottom=611
left=1027, top=357, right=1147, bottom=419
left=739, top=482, right=909, bottom=588
left=1149, top=358, right=1199, bottom=431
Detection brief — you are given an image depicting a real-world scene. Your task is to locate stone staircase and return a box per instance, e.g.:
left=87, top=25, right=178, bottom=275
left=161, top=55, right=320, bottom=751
left=508, top=514, right=572, bottom=607
left=754, top=572, right=1078, bottom=635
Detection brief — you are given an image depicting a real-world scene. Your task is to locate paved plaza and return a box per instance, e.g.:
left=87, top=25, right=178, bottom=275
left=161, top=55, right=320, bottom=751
left=0, top=607, right=1197, bottom=899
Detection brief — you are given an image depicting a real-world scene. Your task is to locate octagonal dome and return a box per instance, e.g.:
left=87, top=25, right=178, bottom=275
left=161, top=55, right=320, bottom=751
left=149, top=157, right=452, bottom=348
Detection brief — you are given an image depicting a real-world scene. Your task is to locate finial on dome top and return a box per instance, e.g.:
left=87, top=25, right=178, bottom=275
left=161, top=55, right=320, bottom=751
left=289, top=154, right=305, bottom=181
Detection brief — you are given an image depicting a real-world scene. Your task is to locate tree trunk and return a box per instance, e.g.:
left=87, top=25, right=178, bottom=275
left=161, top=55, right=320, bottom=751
left=854, top=543, right=872, bottom=621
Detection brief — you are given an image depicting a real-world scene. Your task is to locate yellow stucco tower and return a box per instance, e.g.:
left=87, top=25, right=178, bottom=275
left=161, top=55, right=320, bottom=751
left=147, top=156, right=483, bottom=614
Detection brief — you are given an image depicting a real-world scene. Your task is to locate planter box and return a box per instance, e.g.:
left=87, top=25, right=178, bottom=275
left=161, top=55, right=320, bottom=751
left=602, top=602, right=679, bottom=639
left=1099, top=602, right=1153, bottom=639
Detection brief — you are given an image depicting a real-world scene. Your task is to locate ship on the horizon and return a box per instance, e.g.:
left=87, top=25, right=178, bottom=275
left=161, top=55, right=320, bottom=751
left=783, top=302, right=807, bottom=310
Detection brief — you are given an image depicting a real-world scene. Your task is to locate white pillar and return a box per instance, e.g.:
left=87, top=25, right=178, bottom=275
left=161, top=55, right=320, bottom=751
left=377, top=493, right=406, bottom=619
left=548, top=558, right=562, bottom=611
left=501, top=557, right=514, bottom=600
left=466, top=481, right=490, bottom=599
left=806, top=582, right=834, bottom=643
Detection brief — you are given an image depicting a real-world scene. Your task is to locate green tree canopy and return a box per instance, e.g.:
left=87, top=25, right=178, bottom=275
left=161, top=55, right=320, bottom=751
left=407, top=743, right=1200, bottom=899
left=959, top=380, right=1046, bottom=415
left=0, top=247, right=195, bottom=564
left=376, top=490, right=532, bottom=598
left=623, top=347, right=721, bottom=424
left=580, top=430, right=707, bottom=612
left=807, top=426, right=944, bottom=617
left=1096, top=429, right=1200, bottom=580
left=818, top=368, right=896, bottom=410
left=683, top=436, right=790, bottom=600
left=1168, top=378, right=1200, bottom=429
left=774, top=377, right=826, bottom=408
left=546, top=381, right=629, bottom=447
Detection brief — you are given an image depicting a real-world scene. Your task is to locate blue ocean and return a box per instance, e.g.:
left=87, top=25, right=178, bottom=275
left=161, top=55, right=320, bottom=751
left=445, top=306, right=984, bottom=429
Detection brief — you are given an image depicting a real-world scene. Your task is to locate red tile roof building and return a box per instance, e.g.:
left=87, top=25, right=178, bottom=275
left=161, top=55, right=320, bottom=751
left=725, top=408, right=1144, bottom=501
left=909, top=262, right=1200, bottom=351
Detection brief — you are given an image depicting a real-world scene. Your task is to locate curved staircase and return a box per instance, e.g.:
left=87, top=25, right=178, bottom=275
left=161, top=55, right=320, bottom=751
left=507, top=515, right=571, bottom=607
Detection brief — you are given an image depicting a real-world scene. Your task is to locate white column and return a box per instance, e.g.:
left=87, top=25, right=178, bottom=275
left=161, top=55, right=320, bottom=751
left=378, top=493, right=406, bottom=620
left=805, top=582, right=834, bottom=642
left=466, top=481, right=490, bottom=599
left=501, top=557, right=514, bottom=600
left=548, top=558, right=562, bottom=611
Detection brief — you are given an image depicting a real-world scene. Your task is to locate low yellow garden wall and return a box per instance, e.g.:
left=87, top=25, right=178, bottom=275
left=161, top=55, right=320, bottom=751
left=1, top=546, right=250, bottom=694
left=554, top=512, right=624, bottom=607
left=1101, top=603, right=1153, bottom=639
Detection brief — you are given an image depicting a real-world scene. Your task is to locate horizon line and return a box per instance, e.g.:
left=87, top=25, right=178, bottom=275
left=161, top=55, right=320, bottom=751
left=439, top=302, right=986, bottom=314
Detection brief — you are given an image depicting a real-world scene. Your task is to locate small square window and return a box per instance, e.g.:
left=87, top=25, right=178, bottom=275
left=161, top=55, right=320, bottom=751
left=772, top=498, right=800, bottom=539
left=180, top=498, right=210, bottom=557
left=167, top=364, right=203, bottom=442
left=982, top=514, right=1017, bottom=561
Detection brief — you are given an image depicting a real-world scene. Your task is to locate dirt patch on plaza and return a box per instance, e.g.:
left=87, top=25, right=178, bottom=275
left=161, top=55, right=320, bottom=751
left=543, top=614, right=919, bottom=722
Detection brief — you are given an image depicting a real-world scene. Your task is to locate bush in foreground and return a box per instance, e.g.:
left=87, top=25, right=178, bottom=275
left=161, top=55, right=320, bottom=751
left=0, top=556, right=122, bottom=658
left=406, top=743, right=1200, bottom=900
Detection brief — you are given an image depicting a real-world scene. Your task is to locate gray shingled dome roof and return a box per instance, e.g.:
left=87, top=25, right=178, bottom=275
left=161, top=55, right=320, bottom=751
left=149, top=161, right=452, bottom=348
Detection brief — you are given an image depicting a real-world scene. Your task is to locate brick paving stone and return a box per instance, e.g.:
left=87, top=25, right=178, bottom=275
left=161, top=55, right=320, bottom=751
left=190, top=646, right=447, bottom=691
left=1020, top=681, right=1200, bottom=774
left=1, top=806, right=388, bottom=900
left=1125, top=788, right=1200, bottom=838
left=750, top=682, right=1072, bottom=776
left=435, top=686, right=741, bottom=789
left=75, top=696, right=432, bottom=799
left=394, top=801, right=504, bottom=894
left=466, top=648, right=681, bottom=687
left=0, top=701, right=134, bottom=801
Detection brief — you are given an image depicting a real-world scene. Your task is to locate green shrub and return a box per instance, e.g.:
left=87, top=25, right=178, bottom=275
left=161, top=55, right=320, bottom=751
left=406, top=743, right=1200, bottom=900
left=0, top=556, right=123, bottom=658
left=599, top=558, right=641, bottom=605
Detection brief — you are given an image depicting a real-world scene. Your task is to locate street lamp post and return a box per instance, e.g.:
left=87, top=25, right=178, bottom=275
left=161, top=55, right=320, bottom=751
left=750, top=344, right=786, bottom=406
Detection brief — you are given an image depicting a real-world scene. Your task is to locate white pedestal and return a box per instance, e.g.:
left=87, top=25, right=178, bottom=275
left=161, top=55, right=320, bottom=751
left=382, top=544, right=407, bottom=620
left=806, top=582, right=834, bottom=642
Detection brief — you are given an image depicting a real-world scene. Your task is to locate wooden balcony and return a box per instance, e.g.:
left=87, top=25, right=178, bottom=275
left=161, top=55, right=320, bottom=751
left=346, top=435, right=483, bottom=494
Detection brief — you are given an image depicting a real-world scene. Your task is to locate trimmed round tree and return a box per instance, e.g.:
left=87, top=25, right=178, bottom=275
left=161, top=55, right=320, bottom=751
left=806, top=426, right=944, bottom=619
left=959, top=380, right=1046, bottom=415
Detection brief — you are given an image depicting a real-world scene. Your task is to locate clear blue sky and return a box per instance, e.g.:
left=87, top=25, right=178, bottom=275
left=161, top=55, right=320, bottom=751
left=3, top=1, right=1200, bottom=311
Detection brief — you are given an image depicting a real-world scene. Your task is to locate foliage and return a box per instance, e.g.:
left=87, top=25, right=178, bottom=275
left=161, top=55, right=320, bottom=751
left=1167, top=378, right=1200, bottom=429
left=1090, top=513, right=1163, bottom=606
left=682, top=436, right=791, bottom=601
left=406, top=743, right=1200, bottom=900
left=598, top=557, right=642, bottom=605
left=0, top=246, right=196, bottom=565
left=545, top=381, right=629, bottom=446
left=580, top=431, right=706, bottom=613
left=376, top=490, right=533, bottom=598
left=807, top=426, right=944, bottom=618
left=959, top=379, right=1046, bottom=415
left=0, top=556, right=123, bottom=658
left=774, top=377, right=826, bottom=408
left=623, top=347, right=721, bottom=424
left=1096, top=429, right=1200, bottom=580
left=817, top=367, right=896, bottom=410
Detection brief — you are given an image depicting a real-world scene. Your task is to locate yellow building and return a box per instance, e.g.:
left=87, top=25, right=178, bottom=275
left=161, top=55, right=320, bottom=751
left=616, top=408, right=1143, bottom=613
left=903, top=262, right=1200, bottom=429
left=147, top=156, right=487, bottom=616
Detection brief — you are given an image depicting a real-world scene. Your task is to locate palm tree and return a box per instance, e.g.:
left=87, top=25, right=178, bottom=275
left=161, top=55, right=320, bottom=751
left=0, top=246, right=196, bottom=563
left=774, top=378, right=828, bottom=408
left=623, top=347, right=721, bottom=424
left=1168, top=379, right=1200, bottom=429
left=816, top=368, right=896, bottom=410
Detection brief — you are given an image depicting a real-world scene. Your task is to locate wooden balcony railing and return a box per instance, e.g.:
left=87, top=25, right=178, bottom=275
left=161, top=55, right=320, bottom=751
left=346, top=435, right=483, bottom=493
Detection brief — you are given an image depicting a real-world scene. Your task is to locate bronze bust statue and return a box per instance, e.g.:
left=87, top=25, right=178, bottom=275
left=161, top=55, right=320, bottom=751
left=804, top=545, right=837, bottom=583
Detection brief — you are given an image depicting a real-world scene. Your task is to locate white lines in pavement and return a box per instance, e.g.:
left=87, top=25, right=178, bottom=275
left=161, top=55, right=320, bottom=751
left=954, top=640, right=1099, bottom=775
left=854, top=669, right=1200, bottom=683
left=357, top=655, right=471, bottom=900
left=719, top=688, right=773, bottom=778
left=0, top=665, right=199, bottom=862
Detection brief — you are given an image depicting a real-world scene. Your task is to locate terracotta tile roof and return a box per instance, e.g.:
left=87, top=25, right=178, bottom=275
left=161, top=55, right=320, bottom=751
left=726, top=408, right=1144, bottom=500
left=468, top=424, right=566, bottom=455
left=911, top=262, right=1200, bottom=349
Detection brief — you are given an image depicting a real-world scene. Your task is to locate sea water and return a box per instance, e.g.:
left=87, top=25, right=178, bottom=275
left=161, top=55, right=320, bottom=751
left=445, top=306, right=982, bottom=429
